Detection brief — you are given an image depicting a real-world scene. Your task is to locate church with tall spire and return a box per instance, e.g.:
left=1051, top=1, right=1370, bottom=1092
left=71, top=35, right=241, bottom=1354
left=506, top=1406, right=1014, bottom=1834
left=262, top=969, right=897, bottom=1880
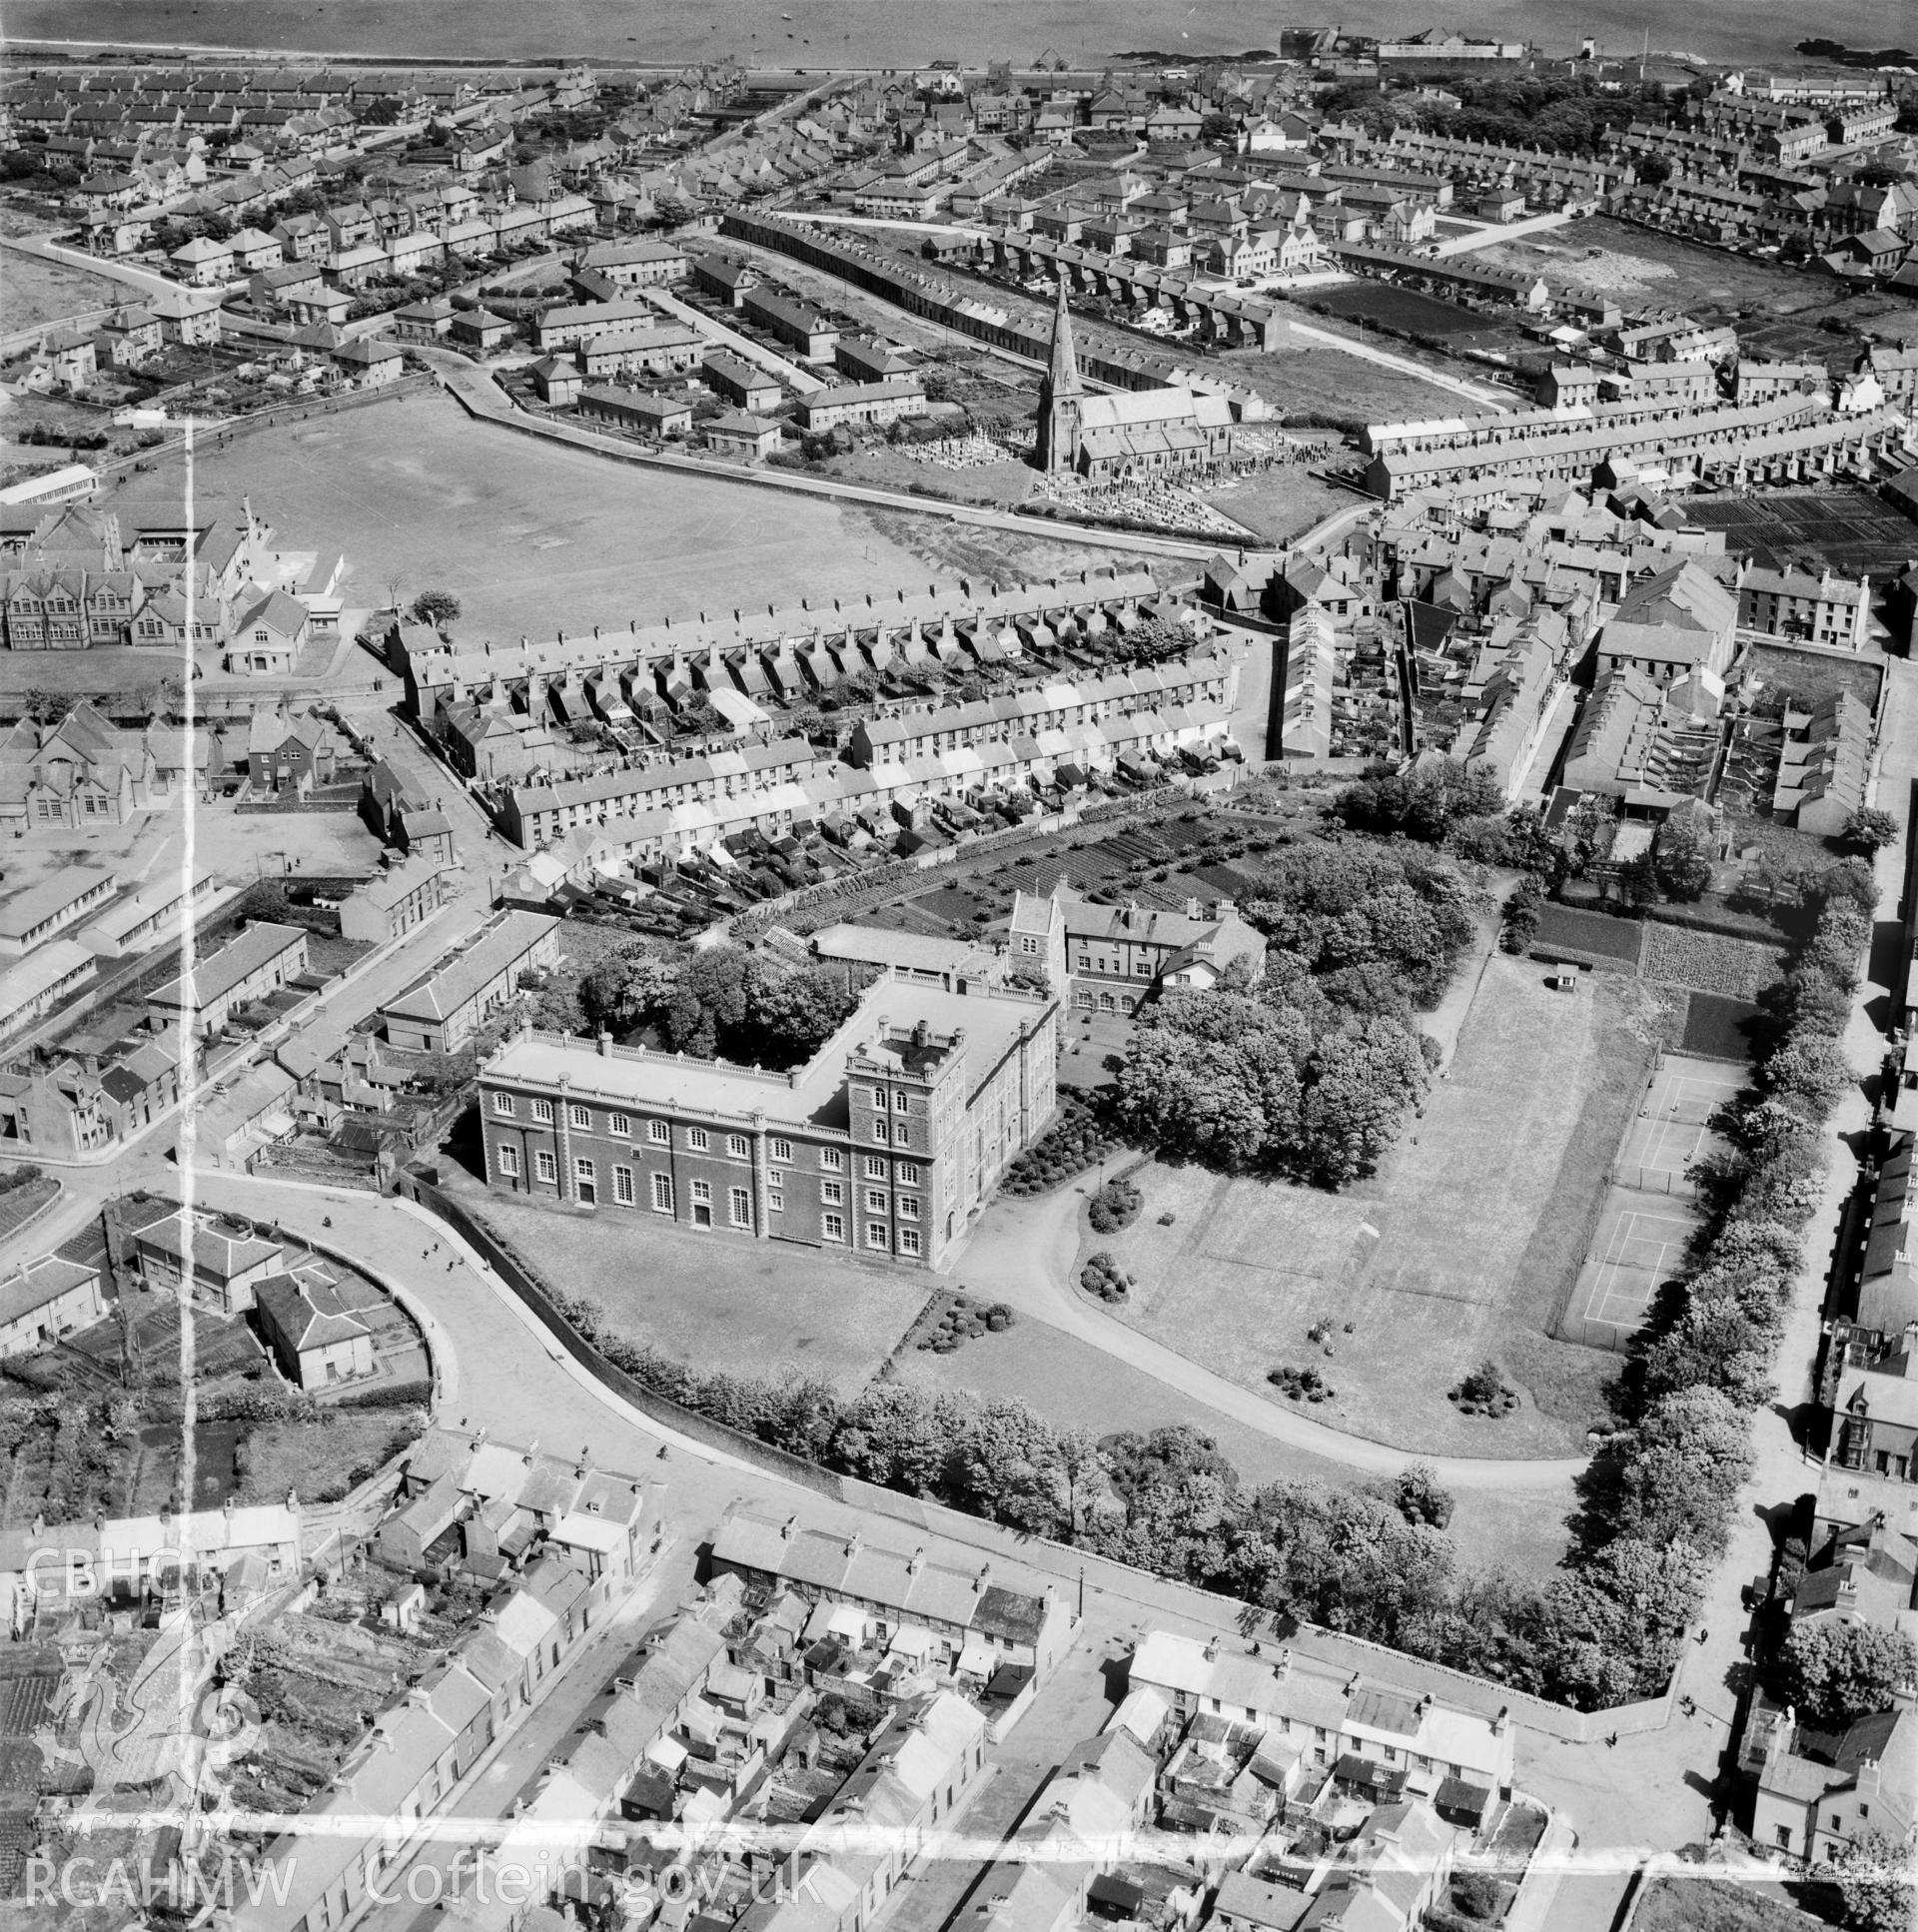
left=1029, top=276, right=1235, bottom=484
left=1034, top=276, right=1082, bottom=475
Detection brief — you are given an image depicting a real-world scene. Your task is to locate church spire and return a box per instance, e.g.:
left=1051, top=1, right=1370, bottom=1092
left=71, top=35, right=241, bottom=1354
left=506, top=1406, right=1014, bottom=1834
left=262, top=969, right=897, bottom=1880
left=1035, top=276, right=1082, bottom=476
left=1046, top=273, right=1080, bottom=398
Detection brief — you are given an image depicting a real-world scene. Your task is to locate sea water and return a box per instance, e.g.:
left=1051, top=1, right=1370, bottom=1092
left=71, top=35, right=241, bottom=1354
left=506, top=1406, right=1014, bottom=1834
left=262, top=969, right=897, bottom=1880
left=5, top=0, right=1914, bottom=68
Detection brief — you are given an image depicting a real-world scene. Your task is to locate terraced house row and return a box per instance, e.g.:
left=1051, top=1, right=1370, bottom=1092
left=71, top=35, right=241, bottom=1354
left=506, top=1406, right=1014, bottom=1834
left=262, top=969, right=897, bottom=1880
left=390, top=568, right=1166, bottom=722
left=1366, top=398, right=1910, bottom=501
left=495, top=694, right=1234, bottom=860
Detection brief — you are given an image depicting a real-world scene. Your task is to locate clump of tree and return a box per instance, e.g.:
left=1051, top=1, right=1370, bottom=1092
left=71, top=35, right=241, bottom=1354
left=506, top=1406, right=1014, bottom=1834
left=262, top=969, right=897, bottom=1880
left=579, top=941, right=863, bottom=1069
left=1769, top=1619, right=1918, bottom=1729
left=1500, top=877, right=1543, bottom=954
left=1003, top=1090, right=1122, bottom=1195
left=1080, top=1252, right=1131, bottom=1302
left=1816, top=1830, right=1914, bottom=1932
left=1650, top=809, right=1714, bottom=902
left=1543, top=860, right=1871, bottom=1702
left=1335, top=757, right=1504, bottom=843
left=1114, top=841, right=1469, bottom=1186
left=410, top=588, right=461, bottom=627
left=1843, top=806, right=1899, bottom=854
left=1448, top=1359, right=1519, bottom=1419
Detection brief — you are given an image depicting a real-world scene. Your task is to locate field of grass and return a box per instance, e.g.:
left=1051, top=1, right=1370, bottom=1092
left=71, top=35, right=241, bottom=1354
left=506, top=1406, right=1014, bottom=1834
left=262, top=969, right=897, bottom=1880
left=1093, top=959, right=1673, bottom=1455
left=1748, top=641, right=1888, bottom=714
left=1489, top=218, right=1830, bottom=322
left=136, top=389, right=1121, bottom=644
left=0, top=250, right=124, bottom=335
left=236, top=1414, right=415, bottom=1506
left=1633, top=1875, right=1826, bottom=1932
left=457, top=1182, right=931, bottom=1394
left=844, top=502, right=1178, bottom=590
left=1680, top=992, right=1766, bottom=1062
left=1532, top=902, right=1646, bottom=966
left=1196, top=467, right=1355, bottom=545
left=887, top=1307, right=1573, bottom=1584
left=1225, top=337, right=1485, bottom=430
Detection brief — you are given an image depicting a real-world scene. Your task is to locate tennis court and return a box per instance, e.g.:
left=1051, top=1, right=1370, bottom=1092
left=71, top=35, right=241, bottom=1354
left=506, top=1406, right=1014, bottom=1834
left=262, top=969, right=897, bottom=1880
left=1568, top=1197, right=1696, bottom=1346
left=1613, top=1054, right=1744, bottom=1196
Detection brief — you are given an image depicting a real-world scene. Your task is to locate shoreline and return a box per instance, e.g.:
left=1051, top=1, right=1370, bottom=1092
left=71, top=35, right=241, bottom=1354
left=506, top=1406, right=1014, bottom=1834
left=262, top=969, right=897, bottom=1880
left=0, top=29, right=1789, bottom=71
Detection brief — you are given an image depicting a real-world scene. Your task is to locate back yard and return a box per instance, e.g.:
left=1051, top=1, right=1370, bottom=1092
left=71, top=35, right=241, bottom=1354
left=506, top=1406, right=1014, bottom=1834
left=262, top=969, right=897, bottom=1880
left=1086, top=957, right=1674, bottom=1456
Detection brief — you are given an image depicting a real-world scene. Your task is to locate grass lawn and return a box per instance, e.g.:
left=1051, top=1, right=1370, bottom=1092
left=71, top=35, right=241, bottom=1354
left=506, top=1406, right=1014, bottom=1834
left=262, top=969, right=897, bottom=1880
left=1196, top=467, right=1354, bottom=545
left=456, top=1182, right=931, bottom=1394
left=1682, top=992, right=1766, bottom=1061
left=134, top=389, right=1124, bottom=644
left=236, top=1414, right=416, bottom=1506
left=887, top=1313, right=1573, bottom=1584
left=0, top=250, right=124, bottom=334
left=1223, top=337, right=1481, bottom=429
left=1633, top=1874, right=1827, bottom=1932
left=1092, top=959, right=1673, bottom=1456
left=824, top=443, right=1038, bottom=508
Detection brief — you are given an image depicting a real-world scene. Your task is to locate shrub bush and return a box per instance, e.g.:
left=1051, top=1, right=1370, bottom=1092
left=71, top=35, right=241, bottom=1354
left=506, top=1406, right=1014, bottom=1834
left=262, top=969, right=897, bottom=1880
left=1003, top=1091, right=1124, bottom=1196
left=1080, top=1252, right=1131, bottom=1302
left=1088, top=1177, right=1143, bottom=1234
left=1448, top=1359, right=1518, bottom=1417
left=1268, top=1364, right=1335, bottom=1403
left=914, top=1292, right=1017, bottom=1354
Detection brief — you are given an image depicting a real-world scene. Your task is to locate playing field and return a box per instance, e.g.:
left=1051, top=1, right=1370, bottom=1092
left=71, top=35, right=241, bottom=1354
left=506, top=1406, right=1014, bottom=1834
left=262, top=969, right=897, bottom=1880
left=1099, top=957, right=1672, bottom=1456
left=139, top=388, right=1121, bottom=641
left=1560, top=1052, right=1743, bottom=1348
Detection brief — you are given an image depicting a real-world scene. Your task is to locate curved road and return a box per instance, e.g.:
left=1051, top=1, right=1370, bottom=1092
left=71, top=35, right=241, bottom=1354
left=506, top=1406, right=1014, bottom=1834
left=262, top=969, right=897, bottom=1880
left=190, top=1167, right=1578, bottom=1495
